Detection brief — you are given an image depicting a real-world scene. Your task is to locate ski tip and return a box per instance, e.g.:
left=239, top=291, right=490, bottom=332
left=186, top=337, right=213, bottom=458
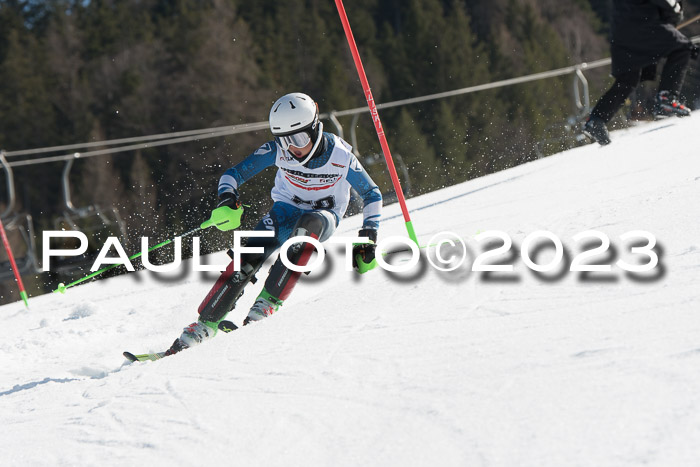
left=123, top=350, right=167, bottom=362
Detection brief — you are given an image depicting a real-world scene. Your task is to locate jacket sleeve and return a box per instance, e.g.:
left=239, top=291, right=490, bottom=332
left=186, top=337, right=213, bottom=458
left=346, top=155, right=382, bottom=230
left=218, top=141, right=277, bottom=196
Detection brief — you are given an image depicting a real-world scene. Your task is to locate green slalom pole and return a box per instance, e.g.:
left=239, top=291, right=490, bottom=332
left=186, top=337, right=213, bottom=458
left=54, top=206, right=246, bottom=294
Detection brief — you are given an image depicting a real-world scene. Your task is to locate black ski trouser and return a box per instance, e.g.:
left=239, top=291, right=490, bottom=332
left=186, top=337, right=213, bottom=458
left=590, top=47, right=691, bottom=123
left=658, top=47, right=691, bottom=95
left=590, top=72, right=640, bottom=123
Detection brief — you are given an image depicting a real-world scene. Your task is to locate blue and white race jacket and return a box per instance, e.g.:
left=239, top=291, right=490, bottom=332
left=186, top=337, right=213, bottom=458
left=218, top=133, right=382, bottom=230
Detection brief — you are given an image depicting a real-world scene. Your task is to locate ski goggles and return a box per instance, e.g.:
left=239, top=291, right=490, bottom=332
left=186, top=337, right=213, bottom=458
left=275, top=131, right=311, bottom=150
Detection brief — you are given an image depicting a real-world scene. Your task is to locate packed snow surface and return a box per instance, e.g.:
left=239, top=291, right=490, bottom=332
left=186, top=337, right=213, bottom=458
left=2, top=115, right=699, bottom=466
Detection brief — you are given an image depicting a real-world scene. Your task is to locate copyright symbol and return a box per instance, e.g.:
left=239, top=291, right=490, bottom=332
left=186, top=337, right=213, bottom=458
left=427, top=232, right=467, bottom=272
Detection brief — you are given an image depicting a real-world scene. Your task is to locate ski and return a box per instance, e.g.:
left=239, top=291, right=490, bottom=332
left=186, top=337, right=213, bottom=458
left=123, top=320, right=238, bottom=363
left=123, top=350, right=166, bottom=362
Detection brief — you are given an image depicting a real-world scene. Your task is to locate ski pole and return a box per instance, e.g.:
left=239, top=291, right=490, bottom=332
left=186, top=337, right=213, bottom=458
left=54, top=225, right=203, bottom=294
left=0, top=218, right=29, bottom=307
left=53, top=206, right=246, bottom=294
left=334, top=0, right=419, bottom=246
left=678, top=13, right=700, bottom=30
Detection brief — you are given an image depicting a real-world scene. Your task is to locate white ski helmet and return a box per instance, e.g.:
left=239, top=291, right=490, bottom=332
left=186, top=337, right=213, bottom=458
left=269, top=92, right=324, bottom=166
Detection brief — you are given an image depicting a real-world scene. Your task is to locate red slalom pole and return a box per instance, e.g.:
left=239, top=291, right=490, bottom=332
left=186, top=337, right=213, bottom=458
left=0, top=218, right=29, bottom=308
left=334, top=0, right=418, bottom=245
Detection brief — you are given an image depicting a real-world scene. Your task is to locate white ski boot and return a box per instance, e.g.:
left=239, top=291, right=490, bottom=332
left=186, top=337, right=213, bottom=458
left=179, top=321, right=217, bottom=347
left=243, top=288, right=282, bottom=325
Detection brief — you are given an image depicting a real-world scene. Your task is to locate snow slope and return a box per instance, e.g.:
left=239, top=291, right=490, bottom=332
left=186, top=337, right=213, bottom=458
left=1, top=115, right=700, bottom=467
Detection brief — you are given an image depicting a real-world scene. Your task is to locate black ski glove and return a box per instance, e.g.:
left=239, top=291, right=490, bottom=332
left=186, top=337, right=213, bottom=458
left=352, top=228, right=378, bottom=273
left=217, top=189, right=241, bottom=209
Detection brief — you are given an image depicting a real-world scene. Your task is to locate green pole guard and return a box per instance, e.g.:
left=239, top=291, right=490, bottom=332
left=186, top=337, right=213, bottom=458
left=20, top=290, right=29, bottom=308
left=201, top=206, right=246, bottom=232
left=353, top=234, right=378, bottom=274
left=354, top=255, right=378, bottom=274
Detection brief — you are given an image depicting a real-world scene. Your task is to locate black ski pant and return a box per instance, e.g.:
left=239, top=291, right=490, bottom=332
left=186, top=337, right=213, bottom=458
left=590, top=47, right=691, bottom=123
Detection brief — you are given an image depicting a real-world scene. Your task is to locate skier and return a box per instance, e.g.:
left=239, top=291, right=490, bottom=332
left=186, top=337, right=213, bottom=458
left=584, top=0, right=696, bottom=145
left=165, top=92, right=382, bottom=355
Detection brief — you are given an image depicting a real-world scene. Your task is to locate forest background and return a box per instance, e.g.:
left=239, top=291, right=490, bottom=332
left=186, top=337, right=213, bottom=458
left=1, top=0, right=699, bottom=303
